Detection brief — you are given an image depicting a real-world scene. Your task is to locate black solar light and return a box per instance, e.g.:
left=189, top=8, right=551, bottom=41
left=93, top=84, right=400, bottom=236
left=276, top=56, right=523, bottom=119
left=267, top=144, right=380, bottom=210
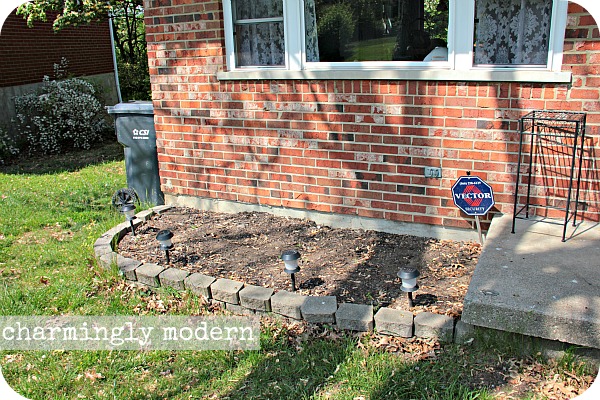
left=121, top=204, right=137, bottom=236
left=156, top=229, right=174, bottom=264
left=398, top=267, right=420, bottom=308
left=281, top=250, right=301, bottom=292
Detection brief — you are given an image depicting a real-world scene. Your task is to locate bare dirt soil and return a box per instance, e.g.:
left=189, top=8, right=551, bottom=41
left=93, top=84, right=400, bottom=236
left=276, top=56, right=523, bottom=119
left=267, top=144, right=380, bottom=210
left=119, top=207, right=481, bottom=317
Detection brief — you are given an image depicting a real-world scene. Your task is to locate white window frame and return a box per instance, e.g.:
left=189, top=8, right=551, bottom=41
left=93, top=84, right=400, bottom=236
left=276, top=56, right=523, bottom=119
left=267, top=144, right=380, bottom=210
left=224, top=0, right=301, bottom=69
left=220, top=0, right=571, bottom=83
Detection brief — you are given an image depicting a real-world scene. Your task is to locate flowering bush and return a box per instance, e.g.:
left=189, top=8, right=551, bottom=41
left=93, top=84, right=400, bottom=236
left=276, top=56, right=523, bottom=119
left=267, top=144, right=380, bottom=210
left=13, top=75, right=112, bottom=155
left=0, top=126, right=20, bottom=164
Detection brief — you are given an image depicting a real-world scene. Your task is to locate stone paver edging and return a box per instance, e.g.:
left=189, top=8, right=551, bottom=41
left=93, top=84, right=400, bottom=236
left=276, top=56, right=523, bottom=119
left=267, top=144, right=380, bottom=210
left=94, top=205, right=471, bottom=343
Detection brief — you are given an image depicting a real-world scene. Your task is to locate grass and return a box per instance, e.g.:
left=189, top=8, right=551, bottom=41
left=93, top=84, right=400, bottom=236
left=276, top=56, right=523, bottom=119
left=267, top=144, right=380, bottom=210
left=0, top=142, right=597, bottom=399
left=348, top=36, right=396, bottom=62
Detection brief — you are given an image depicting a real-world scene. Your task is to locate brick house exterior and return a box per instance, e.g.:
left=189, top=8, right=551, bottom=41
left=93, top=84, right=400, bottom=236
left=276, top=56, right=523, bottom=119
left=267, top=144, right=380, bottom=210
left=143, top=0, right=600, bottom=238
left=0, top=9, right=117, bottom=125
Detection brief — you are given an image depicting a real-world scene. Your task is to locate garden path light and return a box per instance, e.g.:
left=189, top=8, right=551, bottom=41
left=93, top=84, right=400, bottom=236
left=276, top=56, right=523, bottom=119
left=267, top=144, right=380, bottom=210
left=156, top=229, right=174, bottom=264
left=398, top=267, right=420, bottom=308
left=120, top=204, right=136, bottom=236
left=281, top=250, right=301, bottom=292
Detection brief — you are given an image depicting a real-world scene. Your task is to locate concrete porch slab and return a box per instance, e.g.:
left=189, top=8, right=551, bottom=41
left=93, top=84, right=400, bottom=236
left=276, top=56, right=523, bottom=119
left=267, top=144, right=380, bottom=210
left=462, top=214, right=600, bottom=348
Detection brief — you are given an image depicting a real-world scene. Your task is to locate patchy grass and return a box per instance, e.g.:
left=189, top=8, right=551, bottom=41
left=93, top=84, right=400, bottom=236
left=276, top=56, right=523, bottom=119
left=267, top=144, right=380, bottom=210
left=0, top=141, right=124, bottom=176
left=0, top=143, right=597, bottom=399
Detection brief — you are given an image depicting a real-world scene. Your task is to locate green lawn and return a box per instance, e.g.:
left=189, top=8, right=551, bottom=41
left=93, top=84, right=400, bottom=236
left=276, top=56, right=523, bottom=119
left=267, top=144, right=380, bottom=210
left=0, top=142, right=595, bottom=399
left=348, top=36, right=396, bottom=62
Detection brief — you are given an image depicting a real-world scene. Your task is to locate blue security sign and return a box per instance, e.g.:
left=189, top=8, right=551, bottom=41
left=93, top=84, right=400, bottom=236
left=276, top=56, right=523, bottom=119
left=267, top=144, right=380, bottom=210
left=451, top=176, right=495, bottom=216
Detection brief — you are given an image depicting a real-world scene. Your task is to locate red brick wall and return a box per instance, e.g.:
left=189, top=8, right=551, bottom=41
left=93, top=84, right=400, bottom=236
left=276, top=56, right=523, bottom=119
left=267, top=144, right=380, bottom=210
left=145, top=0, right=600, bottom=231
left=0, top=10, right=114, bottom=87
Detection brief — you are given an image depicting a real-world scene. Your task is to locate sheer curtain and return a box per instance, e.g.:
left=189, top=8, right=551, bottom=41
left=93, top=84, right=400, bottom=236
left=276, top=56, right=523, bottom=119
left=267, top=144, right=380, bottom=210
left=304, top=0, right=320, bottom=62
left=235, top=0, right=285, bottom=66
left=474, top=0, right=551, bottom=65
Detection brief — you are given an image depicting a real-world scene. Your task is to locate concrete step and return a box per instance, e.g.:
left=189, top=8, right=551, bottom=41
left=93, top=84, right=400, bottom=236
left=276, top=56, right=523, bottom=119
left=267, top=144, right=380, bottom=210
left=462, top=214, right=600, bottom=348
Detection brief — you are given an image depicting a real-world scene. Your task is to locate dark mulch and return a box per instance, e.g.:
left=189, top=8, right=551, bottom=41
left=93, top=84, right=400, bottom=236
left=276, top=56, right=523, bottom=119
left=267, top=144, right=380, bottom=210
left=118, top=207, right=481, bottom=317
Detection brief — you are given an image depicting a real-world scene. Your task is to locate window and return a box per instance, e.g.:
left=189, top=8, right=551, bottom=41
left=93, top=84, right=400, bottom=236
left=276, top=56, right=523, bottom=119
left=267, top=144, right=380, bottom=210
left=304, top=0, right=449, bottom=63
left=221, top=0, right=570, bottom=82
left=232, top=0, right=285, bottom=67
left=473, top=0, right=552, bottom=66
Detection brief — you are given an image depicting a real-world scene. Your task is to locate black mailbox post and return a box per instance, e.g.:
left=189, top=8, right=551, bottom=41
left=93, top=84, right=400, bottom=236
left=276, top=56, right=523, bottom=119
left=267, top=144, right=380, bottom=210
left=107, top=101, right=164, bottom=206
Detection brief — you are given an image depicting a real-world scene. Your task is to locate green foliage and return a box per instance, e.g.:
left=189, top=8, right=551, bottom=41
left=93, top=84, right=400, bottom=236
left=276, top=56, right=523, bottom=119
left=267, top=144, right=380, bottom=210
left=111, top=2, right=151, bottom=101
left=393, top=0, right=449, bottom=60
left=18, top=0, right=151, bottom=101
left=13, top=73, right=112, bottom=155
left=555, top=347, right=594, bottom=377
left=349, top=0, right=386, bottom=40
left=119, top=60, right=152, bottom=101
left=17, top=0, right=137, bottom=31
left=317, top=2, right=356, bottom=61
left=0, top=126, right=20, bottom=165
left=424, top=0, right=449, bottom=41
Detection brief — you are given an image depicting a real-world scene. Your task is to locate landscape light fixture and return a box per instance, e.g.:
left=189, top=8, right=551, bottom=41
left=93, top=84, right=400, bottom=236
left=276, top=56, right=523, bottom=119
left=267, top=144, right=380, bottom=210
left=156, top=229, right=174, bottom=264
left=121, top=203, right=137, bottom=236
left=281, top=250, right=301, bottom=292
left=398, top=267, right=420, bottom=308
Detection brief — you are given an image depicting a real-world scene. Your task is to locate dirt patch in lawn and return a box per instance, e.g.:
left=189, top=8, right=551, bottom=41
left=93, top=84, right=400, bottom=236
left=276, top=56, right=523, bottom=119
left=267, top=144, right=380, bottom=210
left=118, top=207, right=481, bottom=317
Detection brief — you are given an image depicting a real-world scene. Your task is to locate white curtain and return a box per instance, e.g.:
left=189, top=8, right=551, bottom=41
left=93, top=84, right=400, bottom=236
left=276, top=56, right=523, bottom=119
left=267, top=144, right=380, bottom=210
left=235, top=0, right=285, bottom=66
left=304, top=0, right=320, bottom=62
left=474, top=0, right=551, bottom=65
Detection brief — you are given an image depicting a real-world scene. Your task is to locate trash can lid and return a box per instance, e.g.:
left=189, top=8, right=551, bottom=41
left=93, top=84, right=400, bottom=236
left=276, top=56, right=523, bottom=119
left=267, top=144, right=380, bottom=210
left=107, top=101, right=154, bottom=115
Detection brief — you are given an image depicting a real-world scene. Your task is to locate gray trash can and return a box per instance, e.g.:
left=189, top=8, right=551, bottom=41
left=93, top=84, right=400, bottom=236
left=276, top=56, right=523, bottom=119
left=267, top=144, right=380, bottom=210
left=107, top=101, right=164, bottom=206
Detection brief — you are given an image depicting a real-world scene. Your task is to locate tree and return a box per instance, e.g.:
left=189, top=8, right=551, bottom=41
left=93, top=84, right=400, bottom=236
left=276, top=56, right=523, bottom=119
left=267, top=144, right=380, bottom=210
left=18, top=0, right=150, bottom=101
left=18, top=0, right=115, bottom=30
left=393, top=0, right=449, bottom=61
left=316, top=2, right=356, bottom=62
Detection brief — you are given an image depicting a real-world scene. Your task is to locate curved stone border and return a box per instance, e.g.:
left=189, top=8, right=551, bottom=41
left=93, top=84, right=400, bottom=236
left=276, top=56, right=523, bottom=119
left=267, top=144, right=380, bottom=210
left=94, top=205, right=475, bottom=344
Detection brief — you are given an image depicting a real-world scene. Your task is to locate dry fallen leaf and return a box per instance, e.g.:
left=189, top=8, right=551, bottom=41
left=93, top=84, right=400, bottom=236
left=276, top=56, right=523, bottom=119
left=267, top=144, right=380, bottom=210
left=118, top=207, right=481, bottom=316
left=84, top=369, right=104, bottom=382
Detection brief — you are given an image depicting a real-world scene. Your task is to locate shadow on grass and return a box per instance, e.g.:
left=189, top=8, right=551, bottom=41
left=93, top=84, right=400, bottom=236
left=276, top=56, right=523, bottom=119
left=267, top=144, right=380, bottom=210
left=113, top=326, right=358, bottom=400
left=225, top=336, right=355, bottom=399
left=367, top=352, right=500, bottom=400
left=216, top=336, right=503, bottom=400
left=0, top=140, right=124, bottom=175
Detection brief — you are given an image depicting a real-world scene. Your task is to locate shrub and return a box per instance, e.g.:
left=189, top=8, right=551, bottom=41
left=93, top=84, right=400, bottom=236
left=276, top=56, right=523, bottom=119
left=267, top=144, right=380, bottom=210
left=317, top=3, right=355, bottom=62
left=118, top=60, right=151, bottom=102
left=0, top=126, right=20, bottom=165
left=13, top=75, right=113, bottom=155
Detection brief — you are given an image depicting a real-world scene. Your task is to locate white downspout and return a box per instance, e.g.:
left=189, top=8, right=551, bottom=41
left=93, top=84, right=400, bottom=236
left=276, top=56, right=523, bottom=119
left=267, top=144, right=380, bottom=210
left=108, top=12, right=122, bottom=103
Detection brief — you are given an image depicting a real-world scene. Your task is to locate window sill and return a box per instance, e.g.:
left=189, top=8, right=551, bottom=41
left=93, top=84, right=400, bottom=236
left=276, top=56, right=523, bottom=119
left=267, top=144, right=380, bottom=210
left=217, top=68, right=572, bottom=84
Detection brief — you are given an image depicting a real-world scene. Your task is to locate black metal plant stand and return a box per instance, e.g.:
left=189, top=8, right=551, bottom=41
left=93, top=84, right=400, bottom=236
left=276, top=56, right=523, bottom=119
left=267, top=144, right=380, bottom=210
left=511, top=111, right=587, bottom=242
